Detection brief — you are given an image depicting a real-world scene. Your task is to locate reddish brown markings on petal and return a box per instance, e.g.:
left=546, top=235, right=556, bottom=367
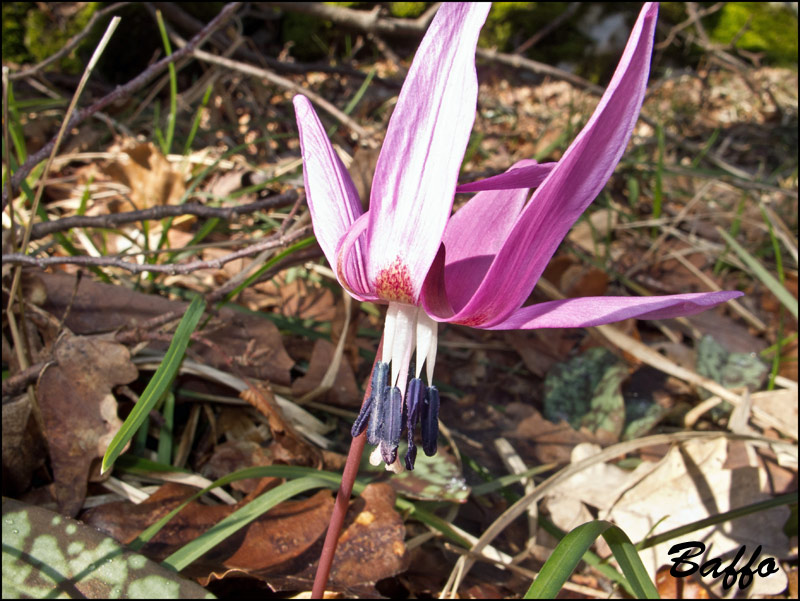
left=375, top=257, right=415, bottom=304
left=456, top=311, right=490, bottom=327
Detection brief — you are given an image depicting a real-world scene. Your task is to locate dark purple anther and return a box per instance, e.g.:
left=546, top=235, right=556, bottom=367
left=421, top=385, right=440, bottom=456
left=350, top=394, right=373, bottom=437
left=380, top=386, right=403, bottom=464
left=404, top=378, right=425, bottom=470
left=365, top=362, right=389, bottom=445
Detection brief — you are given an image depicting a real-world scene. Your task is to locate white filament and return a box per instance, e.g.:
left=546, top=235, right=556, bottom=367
left=389, top=303, right=417, bottom=389
left=415, top=310, right=438, bottom=383
left=374, top=302, right=440, bottom=471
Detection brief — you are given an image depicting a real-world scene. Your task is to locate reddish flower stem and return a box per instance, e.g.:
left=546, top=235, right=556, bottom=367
left=312, top=337, right=383, bottom=598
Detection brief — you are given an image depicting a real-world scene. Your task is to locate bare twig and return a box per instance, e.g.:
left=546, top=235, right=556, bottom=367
left=262, top=2, right=439, bottom=36
left=4, top=225, right=313, bottom=276
left=25, top=190, right=298, bottom=241
left=1, top=361, right=52, bottom=397
left=477, top=47, right=604, bottom=93
left=513, top=2, right=580, bottom=55
left=189, top=47, right=374, bottom=143
left=656, top=2, right=725, bottom=50
left=367, top=32, right=408, bottom=77
left=3, top=2, right=242, bottom=209
left=205, top=246, right=322, bottom=303
left=151, top=2, right=399, bottom=87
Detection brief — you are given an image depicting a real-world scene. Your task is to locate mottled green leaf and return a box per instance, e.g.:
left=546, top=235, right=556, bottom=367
left=696, top=335, right=767, bottom=417
left=364, top=444, right=470, bottom=503
left=544, top=347, right=626, bottom=439
left=2, top=498, right=212, bottom=599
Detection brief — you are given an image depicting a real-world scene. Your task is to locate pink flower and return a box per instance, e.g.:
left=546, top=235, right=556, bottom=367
left=293, top=2, right=742, bottom=471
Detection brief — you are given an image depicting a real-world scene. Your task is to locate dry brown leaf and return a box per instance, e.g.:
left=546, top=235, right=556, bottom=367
left=750, top=389, right=798, bottom=440
left=201, top=439, right=276, bottom=495
left=84, top=481, right=407, bottom=596
left=37, top=333, right=138, bottom=516
left=656, top=565, right=710, bottom=599
left=502, top=405, right=605, bottom=465
left=567, top=207, right=618, bottom=256
left=39, top=271, right=294, bottom=385
left=2, top=395, right=48, bottom=495
left=100, top=140, right=186, bottom=211
left=240, top=383, right=322, bottom=466
left=291, top=339, right=360, bottom=407
left=603, top=437, right=790, bottom=596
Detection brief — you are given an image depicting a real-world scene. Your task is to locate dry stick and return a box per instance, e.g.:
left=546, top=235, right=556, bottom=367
left=623, top=179, right=712, bottom=278
left=4, top=224, right=313, bottom=275
left=157, top=12, right=373, bottom=141
left=24, top=190, right=297, bottom=241
left=206, top=246, right=322, bottom=304
left=3, top=2, right=242, bottom=209
left=153, top=2, right=398, bottom=87
left=667, top=250, right=767, bottom=331
left=263, top=1, right=440, bottom=36
left=312, top=336, right=384, bottom=598
left=656, top=2, right=726, bottom=51
left=162, top=22, right=375, bottom=142
left=513, top=1, right=580, bottom=55
left=188, top=47, right=374, bottom=144
left=1, top=361, right=52, bottom=397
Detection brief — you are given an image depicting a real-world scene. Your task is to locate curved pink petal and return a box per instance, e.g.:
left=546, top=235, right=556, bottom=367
left=437, top=161, right=534, bottom=312
left=456, top=161, right=557, bottom=193
left=365, top=2, right=491, bottom=304
left=334, top=212, right=378, bottom=302
left=293, top=95, right=364, bottom=270
left=482, top=291, right=744, bottom=330
left=426, top=3, right=659, bottom=326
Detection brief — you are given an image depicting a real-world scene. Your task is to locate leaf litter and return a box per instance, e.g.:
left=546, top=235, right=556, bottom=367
left=3, top=3, right=798, bottom=599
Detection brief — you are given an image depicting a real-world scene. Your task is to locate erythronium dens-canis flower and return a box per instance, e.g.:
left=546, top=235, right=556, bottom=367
left=293, top=2, right=743, bottom=472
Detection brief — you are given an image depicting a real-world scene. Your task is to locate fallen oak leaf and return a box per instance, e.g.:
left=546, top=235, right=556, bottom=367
left=37, top=332, right=138, bottom=517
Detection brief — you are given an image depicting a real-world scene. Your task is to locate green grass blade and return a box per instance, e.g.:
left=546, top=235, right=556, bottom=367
left=327, top=67, right=376, bottom=138
left=161, top=476, right=332, bottom=572
left=183, top=84, right=213, bottom=155
left=124, top=460, right=473, bottom=554
left=525, top=520, right=658, bottom=599
left=716, top=227, right=798, bottom=319
left=101, top=295, right=206, bottom=474
left=155, top=10, right=177, bottom=155
left=156, top=392, right=175, bottom=464
left=637, top=492, right=798, bottom=551
left=602, top=525, right=660, bottom=599
left=221, top=235, right=317, bottom=303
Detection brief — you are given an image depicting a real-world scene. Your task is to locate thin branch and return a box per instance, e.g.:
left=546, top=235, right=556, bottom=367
left=2, top=361, right=52, bottom=398
left=262, top=2, right=439, bottom=36
left=513, top=2, right=580, bottom=55
left=4, top=2, right=242, bottom=210
left=25, top=190, right=298, bottom=241
left=205, top=245, right=322, bottom=303
left=187, top=46, right=374, bottom=144
left=152, top=2, right=399, bottom=87
left=476, top=47, right=604, bottom=94
left=4, top=225, right=313, bottom=276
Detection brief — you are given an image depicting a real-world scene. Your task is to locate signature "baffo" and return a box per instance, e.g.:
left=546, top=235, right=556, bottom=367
left=668, top=541, right=780, bottom=591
